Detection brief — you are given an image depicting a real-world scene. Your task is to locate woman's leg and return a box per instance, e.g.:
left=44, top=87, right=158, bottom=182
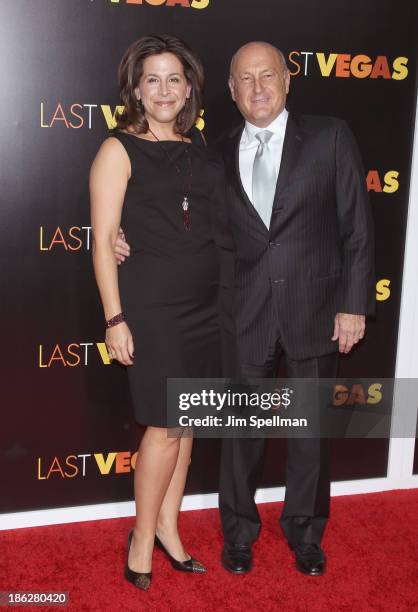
left=128, top=426, right=181, bottom=572
left=156, top=435, right=193, bottom=561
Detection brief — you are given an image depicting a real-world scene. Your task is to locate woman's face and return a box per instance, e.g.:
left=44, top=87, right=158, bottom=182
left=135, top=52, right=191, bottom=128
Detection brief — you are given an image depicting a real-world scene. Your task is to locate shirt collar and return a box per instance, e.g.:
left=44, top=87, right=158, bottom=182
left=243, top=108, right=288, bottom=144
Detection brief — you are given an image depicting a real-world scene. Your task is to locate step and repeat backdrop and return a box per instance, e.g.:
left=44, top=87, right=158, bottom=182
left=1, top=0, right=417, bottom=514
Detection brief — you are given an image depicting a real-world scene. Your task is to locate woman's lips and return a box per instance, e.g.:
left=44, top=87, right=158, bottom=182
left=154, top=101, right=176, bottom=107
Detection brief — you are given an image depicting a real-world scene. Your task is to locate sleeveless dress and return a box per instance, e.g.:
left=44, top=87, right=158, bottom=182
left=111, top=129, right=230, bottom=427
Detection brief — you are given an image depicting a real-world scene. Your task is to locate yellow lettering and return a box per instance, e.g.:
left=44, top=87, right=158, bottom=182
left=367, top=383, right=382, bottom=405
left=39, top=226, right=48, bottom=251
left=195, top=109, right=205, bottom=131
left=100, top=105, right=125, bottom=130
left=316, top=53, right=338, bottom=77
left=383, top=170, right=399, bottom=194
left=94, top=452, right=117, bottom=475
left=96, top=342, right=112, bottom=365
left=37, top=458, right=46, bottom=480
left=39, top=345, right=47, bottom=368
left=392, top=57, right=408, bottom=81
left=376, top=279, right=391, bottom=302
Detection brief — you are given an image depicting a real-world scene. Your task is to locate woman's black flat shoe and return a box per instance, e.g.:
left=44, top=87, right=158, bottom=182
left=155, top=534, right=206, bottom=573
left=124, top=530, right=152, bottom=591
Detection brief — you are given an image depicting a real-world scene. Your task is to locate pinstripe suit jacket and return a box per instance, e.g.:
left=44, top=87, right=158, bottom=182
left=220, top=113, right=375, bottom=364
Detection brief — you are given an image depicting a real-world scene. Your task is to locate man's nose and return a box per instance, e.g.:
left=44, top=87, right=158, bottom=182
left=252, top=78, right=263, bottom=94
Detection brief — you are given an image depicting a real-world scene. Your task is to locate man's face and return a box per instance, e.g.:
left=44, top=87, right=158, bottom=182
left=229, top=43, right=290, bottom=127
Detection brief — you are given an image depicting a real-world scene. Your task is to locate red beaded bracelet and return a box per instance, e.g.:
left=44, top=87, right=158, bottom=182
left=106, top=312, right=125, bottom=328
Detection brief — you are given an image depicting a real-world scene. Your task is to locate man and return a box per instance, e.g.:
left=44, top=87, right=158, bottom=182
left=115, top=41, right=375, bottom=577
left=217, top=41, right=374, bottom=577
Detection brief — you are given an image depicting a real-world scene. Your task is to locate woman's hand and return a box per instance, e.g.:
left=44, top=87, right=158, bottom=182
left=115, top=228, right=131, bottom=265
left=106, top=322, right=134, bottom=366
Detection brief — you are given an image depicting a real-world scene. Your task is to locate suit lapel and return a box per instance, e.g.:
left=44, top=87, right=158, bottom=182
left=272, top=112, right=303, bottom=208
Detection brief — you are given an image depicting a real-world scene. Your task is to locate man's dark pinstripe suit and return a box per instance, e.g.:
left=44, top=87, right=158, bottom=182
left=218, top=112, right=375, bottom=548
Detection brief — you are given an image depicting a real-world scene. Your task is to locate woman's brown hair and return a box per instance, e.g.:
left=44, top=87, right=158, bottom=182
left=116, top=34, right=204, bottom=135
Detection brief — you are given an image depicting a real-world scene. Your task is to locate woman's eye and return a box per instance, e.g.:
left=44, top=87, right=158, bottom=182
left=170, top=77, right=180, bottom=83
left=148, top=78, right=158, bottom=83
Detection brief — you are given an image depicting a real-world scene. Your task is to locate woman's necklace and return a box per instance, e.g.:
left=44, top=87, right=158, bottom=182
left=148, top=127, right=193, bottom=231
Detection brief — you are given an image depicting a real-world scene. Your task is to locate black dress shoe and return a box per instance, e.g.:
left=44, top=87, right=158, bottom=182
left=155, top=535, right=206, bottom=573
left=293, top=543, right=326, bottom=576
left=124, top=530, right=152, bottom=591
left=221, top=543, right=253, bottom=574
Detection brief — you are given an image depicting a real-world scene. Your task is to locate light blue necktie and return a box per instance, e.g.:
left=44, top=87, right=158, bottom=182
left=251, top=130, right=277, bottom=228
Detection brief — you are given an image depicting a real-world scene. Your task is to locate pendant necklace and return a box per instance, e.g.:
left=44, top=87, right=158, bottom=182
left=148, top=127, right=192, bottom=231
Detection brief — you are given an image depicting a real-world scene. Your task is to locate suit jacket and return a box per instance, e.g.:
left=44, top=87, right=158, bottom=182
left=220, top=113, right=375, bottom=364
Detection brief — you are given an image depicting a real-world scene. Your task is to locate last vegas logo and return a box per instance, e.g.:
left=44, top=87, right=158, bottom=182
left=38, top=342, right=111, bottom=367
left=39, top=226, right=92, bottom=251
left=288, top=52, right=408, bottom=80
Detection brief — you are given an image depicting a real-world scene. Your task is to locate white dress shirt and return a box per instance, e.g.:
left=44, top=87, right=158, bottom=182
left=239, top=108, right=289, bottom=205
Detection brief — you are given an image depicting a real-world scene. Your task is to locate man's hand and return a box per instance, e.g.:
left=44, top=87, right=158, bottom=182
left=332, top=313, right=366, bottom=354
left=114, top=227, right=130, bottom=264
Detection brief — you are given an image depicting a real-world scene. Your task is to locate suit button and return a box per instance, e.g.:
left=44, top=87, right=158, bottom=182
left=273, top=279, right=284, bottom=284
left=269, top=241, right=280, bottom=248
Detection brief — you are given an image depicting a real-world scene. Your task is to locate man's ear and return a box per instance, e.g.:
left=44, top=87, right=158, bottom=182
left=284, top=70, right=290, bottom=95
left=228, top=76, right=236, bottom=101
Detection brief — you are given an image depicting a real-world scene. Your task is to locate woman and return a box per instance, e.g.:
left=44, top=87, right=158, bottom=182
left=90, top=34, right=235, bottom=591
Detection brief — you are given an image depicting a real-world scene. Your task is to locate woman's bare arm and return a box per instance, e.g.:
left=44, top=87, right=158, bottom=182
left=90, top=137, right=134, bottom=365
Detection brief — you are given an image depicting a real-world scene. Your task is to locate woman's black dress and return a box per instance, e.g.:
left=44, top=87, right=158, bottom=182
left=111, top=129, right=234, bottom=427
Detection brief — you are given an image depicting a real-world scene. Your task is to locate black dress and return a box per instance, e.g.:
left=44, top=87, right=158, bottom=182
left=111, top=129, right=235, bottom=427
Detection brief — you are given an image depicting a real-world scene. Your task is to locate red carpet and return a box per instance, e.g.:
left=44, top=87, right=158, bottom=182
left=1, top=490, right=418, bottom=611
